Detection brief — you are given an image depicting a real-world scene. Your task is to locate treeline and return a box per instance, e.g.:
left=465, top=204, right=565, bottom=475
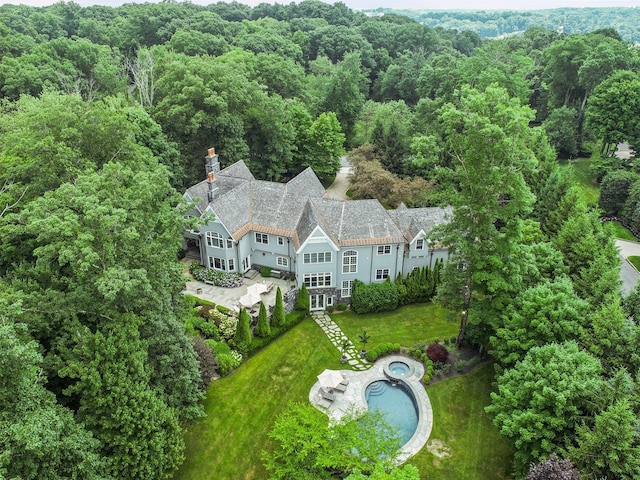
left=372, top=7, right=640, bottom=43
left=2, top=1, right=640, bottom=479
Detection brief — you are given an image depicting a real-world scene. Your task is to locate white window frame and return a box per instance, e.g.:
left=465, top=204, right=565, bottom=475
left=303, top=252, right=332, bottom=264
left=209, top=256, right=226, bottom=271
left=377, top=245, right=392, bottom=255
left=375, top=268, right=390, bottom=280
left=226, top=238, right=233, bottom=249
left=303, top=272, right=332, bottom=288
left=416, top=239, right=424, bottom=250
left=255, top=232, right=269, bottom=245
left=276, top=256, right=289, bottom=268
left=277, top=236, right=285, bottom=246
left=342, top=250, right=357, bottom=274
left=341, top=280, right=353, bottom=298
left=206, top=231, right=223, bottom=248
left=228, top=258, right=235, bottom=271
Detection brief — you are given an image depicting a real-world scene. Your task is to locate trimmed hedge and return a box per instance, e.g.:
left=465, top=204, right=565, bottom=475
left=351, top=279, right=399, bottom=314
left=364, top=342, right=401, bottom=362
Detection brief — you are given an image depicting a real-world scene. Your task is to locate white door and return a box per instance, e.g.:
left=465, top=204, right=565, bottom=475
left=242, top=256, right=251, bottom=272
left=310, top=294, right=325, bottom=311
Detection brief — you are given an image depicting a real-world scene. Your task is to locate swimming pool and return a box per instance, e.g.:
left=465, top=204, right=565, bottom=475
left=365, top=379, right=419, bottom=446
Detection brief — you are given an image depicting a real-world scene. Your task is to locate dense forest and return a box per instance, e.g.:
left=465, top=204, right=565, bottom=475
left=2, top=1, right=640, bottom=479
left=370, top=7, right=640, bottom=43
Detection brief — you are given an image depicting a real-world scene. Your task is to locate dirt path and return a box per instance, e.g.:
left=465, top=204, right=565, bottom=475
left=324, top=156, right=351, bottom=201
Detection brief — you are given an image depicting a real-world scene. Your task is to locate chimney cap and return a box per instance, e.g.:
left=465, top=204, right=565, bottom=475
left=208, top=147, right=215, bottom=157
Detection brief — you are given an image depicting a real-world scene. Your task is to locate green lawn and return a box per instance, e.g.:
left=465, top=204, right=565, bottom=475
left=606, top=220, right=637, bottom=241
left=628, top=256, right=640, bottom=270
left=559, top=157, right=600, bottom=205
left=331, top=303, right=459, bottom=349
left=174, top=306, right=512, bottom=480
left=411, top=363, right=513, bottom=479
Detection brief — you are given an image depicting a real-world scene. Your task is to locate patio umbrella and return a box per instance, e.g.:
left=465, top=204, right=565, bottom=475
left=239, top=290, right=261, bottom=309
left=247, top=282, right=269, bottom=296
left=317, top=369, right=344, bottom=390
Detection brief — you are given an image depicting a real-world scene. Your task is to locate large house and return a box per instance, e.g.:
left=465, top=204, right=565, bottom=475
left=183, top=148, right=450, bottom=311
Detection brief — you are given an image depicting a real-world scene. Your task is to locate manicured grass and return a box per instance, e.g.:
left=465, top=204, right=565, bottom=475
left=409, top=363, right=513, bottom=479
left=607, top=220, right=637, bottom=241
left=173, top=317, right=339, bottom=480
left=174, top=306, right=512, bottom=480
left=559, top=157, right=600, bottom=205
left=628, top=256, right=640, bottom=270
left=331, top=303, right=459, bottom=349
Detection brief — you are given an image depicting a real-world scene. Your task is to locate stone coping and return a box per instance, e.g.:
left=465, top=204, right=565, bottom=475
left=309, top=355, right=433, bottom=463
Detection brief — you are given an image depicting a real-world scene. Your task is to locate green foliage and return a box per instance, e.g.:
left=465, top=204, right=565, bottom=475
left=337, top=302, right=348, bottom=311
left=295, top=284, right=310, bottom=312
left=364, top=343, right=401, bottom=362
left=260, top=266, right=272, bottom=278
left=486, top=341, right=604, bottom=476
left=234, top=308, right=252, bottom=354
left=271, top=287, right=285, bottom=327
left=254, top=301, right=271, bottom=338
left=351, top=279, right=399, bottom=314
left=0, top=321, right=108, bottom=480
left=263, top=402, right=402, bottom=479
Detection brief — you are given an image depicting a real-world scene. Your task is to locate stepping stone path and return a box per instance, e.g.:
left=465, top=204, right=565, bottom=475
left=311, top=312, right=369, bottom=370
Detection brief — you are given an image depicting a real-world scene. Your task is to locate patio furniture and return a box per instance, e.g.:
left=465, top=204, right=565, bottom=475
left=333, top=383, right=347, bottom=393
left=320, top=388, right=336, bottom=402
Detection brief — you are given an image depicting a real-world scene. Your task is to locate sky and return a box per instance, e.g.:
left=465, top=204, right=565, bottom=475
left=2, top=0, right=640, bottom=9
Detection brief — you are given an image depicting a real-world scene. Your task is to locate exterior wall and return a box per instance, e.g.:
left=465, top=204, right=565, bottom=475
left=198, top=220, right=238, bottom=272
left=249, top=232, right=295, bottom=275
left=402, top=248, right=448, bottom=276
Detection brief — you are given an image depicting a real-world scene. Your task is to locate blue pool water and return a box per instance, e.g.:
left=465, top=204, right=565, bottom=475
left=389, top=361, right=410, bottom=376
left=365, top=380, right=418, bottom=445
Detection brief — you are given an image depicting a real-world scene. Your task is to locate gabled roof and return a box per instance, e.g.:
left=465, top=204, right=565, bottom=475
left=387, top=206, right=452, bottom=242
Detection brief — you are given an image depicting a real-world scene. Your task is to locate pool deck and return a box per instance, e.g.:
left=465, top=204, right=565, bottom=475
left=309, top=355, right=433, bottom=463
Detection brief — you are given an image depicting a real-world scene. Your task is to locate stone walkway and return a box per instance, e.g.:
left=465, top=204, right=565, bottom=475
left=311, top=312, right=369, bottom=370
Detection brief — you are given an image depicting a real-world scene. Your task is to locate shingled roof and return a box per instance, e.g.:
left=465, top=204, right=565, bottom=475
left=185, top=158, right=451, bottom=249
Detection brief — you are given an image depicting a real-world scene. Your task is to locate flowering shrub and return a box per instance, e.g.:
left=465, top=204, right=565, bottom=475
left=190, top=263, right=243, bottom=288
left=219, top=316, right=238, bottom=340
left=230, top=350, right=243, bottom=364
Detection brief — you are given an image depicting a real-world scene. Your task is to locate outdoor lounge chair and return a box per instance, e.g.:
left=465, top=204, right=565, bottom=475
left=320, top=388, right=336, bottom=401
left=333, top=383, right=347, bottom=393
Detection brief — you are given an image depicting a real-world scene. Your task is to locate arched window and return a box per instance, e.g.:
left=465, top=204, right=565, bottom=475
left=342, top=250, right=357, bottom=274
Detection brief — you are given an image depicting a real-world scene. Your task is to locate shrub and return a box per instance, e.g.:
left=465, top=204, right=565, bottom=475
left=192, top=336, right=217, bottom=389
left=190, top=262, right=243, bottom=287
left=426, top=343, right=449, bottom=363
left=219, top=316, right=238, bottom=340
left=295, top=284, right=310, bottom=312
left=260, top=266, right=272, bottom=278
left=351, top=279, right=399, bottom=314
left=216, top=304, right=232, bottom=315
left=326, top=305, right=334, bottom=313
left=271, top=287, right=285, bottom=327
left=254, top=302, right=271, bottom=338
left=364, top=342, right=401, bottom=362
left=337, top=302, right=348, bottom=311
left=198, top=321, right=220, bottom=341
left=234, top=308, right=252, bottom=354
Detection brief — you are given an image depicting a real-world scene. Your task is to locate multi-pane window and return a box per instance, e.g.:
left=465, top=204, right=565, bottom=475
left=228, top=259, right=235, bottom=271
left=255, top=233, right=268, bottom=244
left=342, top=250, right=357, bottom=273
left=415, top=239, right=424, bottom=250
left=226, top=238, right=234, bottom=249
left=377, top=245, right=391, bottom=255
left=303, top=273, right=332, bottom=288
left=206, top=231, right=223, bottom=248
left=276, top=256, right=289, bottom=268
left=341, top=280, right=353, bottom=298
left=303, top=252, right=332, bottom=264
left=209, top=257, right=226, bottom=271
left=375, top=268, right=390, bottom=280
left=277, top=236, right=285, bottom=246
